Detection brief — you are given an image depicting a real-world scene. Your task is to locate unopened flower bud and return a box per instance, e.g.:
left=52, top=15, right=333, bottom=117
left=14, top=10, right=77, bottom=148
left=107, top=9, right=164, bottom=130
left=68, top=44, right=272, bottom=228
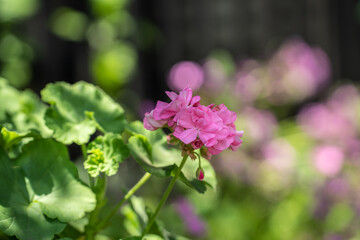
left=196, top=167, right=205, bottom=181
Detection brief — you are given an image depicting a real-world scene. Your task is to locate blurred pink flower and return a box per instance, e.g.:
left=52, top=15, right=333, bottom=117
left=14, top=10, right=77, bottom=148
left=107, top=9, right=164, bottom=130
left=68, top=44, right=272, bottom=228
left=175, top=198, right=206, bottom=237
left=202, top=58, right=227, bottom=90
left=261, top=138, right=296, bottom=172
left=313, top=145, right=344, bottom=177
left=235, top=60, right=263, bottom=103
left=240, top=107, right=277, bottom=146
left=168, top=61, right=204, bottom=91
left=344, top=138, right=360, bottom=161
left=325, top=178, right=349, bottom=200
left=328, top=84, right=360, bottom=128
left=298, top=103, right=355, bottom=142
left=268, top=38, right=330, bottom=104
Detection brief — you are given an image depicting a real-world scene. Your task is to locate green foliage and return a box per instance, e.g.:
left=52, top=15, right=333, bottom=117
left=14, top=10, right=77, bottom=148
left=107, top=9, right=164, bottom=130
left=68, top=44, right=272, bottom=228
left=50, top=7, right=88, bottom=42
left=85, top=133, right=130, bottom=177
left=91, top=42, right=137, bottom=92
left=0, top=139, right=97, bottom=240
left=121, top=196, right=190, bottom=240
left=41, top=81, right=127, bottom=144
left=0, top=80, right=218, bottom=239
left=325, top=203, right=354, bottom=232
left=0, top=0, right=39, bottom=22
left=0, top=79, right=51, bottom=137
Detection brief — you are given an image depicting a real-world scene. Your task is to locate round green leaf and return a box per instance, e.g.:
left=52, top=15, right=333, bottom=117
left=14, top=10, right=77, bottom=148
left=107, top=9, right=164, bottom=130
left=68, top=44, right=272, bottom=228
left=17, top=139, right=97, bottom=222
left=0, top=148, right=65, bottom=240
left=41, top=81, right=127, bottom=144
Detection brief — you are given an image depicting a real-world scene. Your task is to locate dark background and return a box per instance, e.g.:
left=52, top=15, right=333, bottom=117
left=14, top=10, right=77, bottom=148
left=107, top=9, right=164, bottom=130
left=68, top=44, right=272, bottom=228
left=16, top=0, right=360, bottom=99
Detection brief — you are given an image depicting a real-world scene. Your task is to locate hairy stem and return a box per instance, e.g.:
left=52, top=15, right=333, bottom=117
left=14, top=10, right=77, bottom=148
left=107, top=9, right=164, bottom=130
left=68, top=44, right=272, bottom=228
left=141, top=154, right=189, bottom=237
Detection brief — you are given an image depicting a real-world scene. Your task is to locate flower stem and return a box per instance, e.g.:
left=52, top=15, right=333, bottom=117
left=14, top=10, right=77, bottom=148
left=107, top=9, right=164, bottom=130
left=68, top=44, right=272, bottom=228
left=141, top=154, right=189, bottom=237
left=94, top=172, right=152, bottom=232
left=81, top=144, right=94, bottom=188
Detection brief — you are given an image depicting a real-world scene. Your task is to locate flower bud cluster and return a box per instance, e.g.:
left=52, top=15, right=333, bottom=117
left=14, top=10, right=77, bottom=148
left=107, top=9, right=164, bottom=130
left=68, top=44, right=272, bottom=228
left=144, top=87, right=243, bottom=159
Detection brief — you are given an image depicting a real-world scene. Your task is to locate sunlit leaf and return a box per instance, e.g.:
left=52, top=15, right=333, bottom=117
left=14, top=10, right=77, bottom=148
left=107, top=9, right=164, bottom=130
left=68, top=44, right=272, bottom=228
left=17, top=139, right=97, bottom=222
left=0, top=78, right=21, bottom=120
left=41, top=81, right=127, bottom=144
left=0, top=126, right=40, bottom=152
left=0, top=79, right=52, bottom=137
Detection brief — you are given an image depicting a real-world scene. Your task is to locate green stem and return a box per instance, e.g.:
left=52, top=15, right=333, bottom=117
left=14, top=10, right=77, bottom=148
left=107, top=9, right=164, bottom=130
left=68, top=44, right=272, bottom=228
left=94, top=172, right=152, bottom=232
left=81, top=144, right=94, bottom=188
left=85, top=176, right=107, bottom=240
left=141, top=155, right=189, bottom=238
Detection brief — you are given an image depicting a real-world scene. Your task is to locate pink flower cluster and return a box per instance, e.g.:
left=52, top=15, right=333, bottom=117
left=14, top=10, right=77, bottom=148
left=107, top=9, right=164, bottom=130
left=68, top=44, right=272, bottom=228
left=144, top=87, right=243, bottom=157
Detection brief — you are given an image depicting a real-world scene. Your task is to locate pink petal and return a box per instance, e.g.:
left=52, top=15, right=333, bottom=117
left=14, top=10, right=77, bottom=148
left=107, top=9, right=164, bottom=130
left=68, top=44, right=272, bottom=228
left=174, top=128, right=198, bottom=144
left=177, top=113, right=196, bottom=128
left=199, top=132, right=216, bottom=146
left=165, top=91, right=178, bottom=100
left=190, top=95, right=201, bottom=106
left=207, top=147, right=222, bottom=155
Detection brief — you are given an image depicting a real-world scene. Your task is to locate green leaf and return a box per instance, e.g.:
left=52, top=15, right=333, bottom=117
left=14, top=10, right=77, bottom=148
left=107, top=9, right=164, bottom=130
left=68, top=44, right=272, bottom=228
left=84, top=133, right=130, bottom=177
left=41, top=81, right=127, bottom=144
left=0, top=78, right=21, bottom=120
left=122, top=195, right=148, bottom=235
left=0, top=78, right=51, bottom=137
left=0, top=139, right=97, bottom=239
left=17, top=139, right=97, bottom=222
left=0, top=148, right=65, bottom=240
left=126, top=121, right=217, bottom=194
left=0, top=126, right=39, bottom=151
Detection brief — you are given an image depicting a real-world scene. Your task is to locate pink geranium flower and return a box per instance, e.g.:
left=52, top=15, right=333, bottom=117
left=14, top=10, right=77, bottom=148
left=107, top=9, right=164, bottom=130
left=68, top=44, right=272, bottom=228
left=143, top=87, right=243, bottom=158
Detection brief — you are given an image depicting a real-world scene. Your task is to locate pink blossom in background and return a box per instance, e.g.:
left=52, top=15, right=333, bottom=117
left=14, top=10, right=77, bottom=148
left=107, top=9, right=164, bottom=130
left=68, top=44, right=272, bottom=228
left=268, top=38, right=330, bottom=103
left=297, top=103, right=355, bottom=142
left=202, top=58, right=227, bottom=90
left=328, top=84, right=360, bottom=128
left=325, top=235, right=344, bottom=240
left=261, top=138, right=296, bottom=172
left=345, top=138, right=360, bottom=161
left=240, top=107, right=277, bottom=146
left=235, top=60, right=263, bottom=103
left=168, top=61, right=204, bottom=91
left=175, top=198, right=206, bottom=237
left=313, top=145, right=344, bottom=177
left=325, top=178, right=349, bottom=200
